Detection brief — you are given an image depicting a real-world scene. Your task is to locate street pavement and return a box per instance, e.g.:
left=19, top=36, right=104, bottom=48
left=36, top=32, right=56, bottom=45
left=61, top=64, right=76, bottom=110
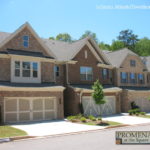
left=1, top=123, right=150, bottom=150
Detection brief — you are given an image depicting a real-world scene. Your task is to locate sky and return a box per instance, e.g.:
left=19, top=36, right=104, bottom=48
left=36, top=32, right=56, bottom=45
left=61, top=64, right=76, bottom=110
left=0, top=0, right=150, bottom=44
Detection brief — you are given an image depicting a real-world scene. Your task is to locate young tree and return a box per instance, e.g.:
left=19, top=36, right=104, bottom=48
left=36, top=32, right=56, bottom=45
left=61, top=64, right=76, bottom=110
left=111, top=40, right=125, bottom=51
left=92, top=80, right=105, bottom=117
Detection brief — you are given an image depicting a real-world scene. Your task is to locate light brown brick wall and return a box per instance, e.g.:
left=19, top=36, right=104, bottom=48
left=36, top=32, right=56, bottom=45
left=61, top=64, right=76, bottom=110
left=41, top=62, right=55, bottom=83
left=121, top=90, right=150, bottom=112
left=0, top=58, right=10, bottom=82
left=115, top=55, right=147, bottom=87
left=68, top=45, right=113, bottom=85
left=0, top=27, right=50, bottom=57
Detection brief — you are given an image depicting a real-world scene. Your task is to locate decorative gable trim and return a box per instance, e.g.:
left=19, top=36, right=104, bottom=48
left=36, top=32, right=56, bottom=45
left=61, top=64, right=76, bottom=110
left=0, top=22, right=56, bottom=59
left=71, top=37, right=110, bottom=64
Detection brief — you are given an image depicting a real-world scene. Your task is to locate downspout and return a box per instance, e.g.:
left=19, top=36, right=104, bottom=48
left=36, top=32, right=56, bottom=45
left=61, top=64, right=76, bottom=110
left=66, top=63, right=69, bottom=85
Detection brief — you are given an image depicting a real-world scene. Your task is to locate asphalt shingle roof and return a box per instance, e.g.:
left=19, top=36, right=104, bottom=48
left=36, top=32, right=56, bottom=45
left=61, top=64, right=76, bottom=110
left=103, top=48, right=138, bottom=67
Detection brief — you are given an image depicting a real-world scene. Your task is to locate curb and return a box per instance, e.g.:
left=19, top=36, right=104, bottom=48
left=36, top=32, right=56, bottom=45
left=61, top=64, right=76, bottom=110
left=0, top=122, right=150, bottom=143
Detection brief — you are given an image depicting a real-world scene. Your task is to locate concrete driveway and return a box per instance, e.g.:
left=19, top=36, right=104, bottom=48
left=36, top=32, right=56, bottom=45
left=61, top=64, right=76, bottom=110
left=11, top=120, right=104, bottom=136
left=103, top=113, right=150, bottom=125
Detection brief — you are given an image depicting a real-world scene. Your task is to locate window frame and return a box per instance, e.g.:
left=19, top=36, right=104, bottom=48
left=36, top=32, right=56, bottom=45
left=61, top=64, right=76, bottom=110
left=54, top=65, right=60, bottom=77
left=11, top=59, right=41, bottom=83
left=80, top=66, right=93, bottom=81
left=23, top=35, right=29, bottom=48
left=121, top=72, right=128, bottom=83
left=130, top=60, right=136, bottom=67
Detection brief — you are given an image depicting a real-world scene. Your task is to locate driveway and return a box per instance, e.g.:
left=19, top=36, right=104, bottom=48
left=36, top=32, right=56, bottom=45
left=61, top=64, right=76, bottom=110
left=11, top=120, right=104, bottom=136
left=103, top=113, right=150, bottom=125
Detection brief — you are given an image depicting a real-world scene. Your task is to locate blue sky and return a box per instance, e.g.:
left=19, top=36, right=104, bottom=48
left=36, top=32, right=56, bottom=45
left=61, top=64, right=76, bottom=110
left=0, top=0, right=150, bottom=44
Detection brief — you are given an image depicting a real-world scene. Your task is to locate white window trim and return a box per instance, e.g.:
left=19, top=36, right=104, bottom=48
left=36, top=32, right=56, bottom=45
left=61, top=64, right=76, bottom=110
left=85, top=50, right=88, bottom=59
left=11, top=57, right=41, bottom=83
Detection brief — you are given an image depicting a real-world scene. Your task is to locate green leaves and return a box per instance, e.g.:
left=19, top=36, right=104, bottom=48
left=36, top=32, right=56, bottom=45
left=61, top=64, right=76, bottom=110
left=92, top=80, right=106, bottom=105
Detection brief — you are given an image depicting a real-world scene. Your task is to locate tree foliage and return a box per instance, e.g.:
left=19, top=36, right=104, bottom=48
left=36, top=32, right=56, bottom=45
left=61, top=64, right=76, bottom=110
left=92, top=80, right=105, bottom=105
left=80, top=30, right=98, bottom=43
left=117, top=29, right=139, bottom=50
left=99, top=42, right=111, bottom=50
left=56, top=33, right=72, bottom=42
left=111, top=40, right=125, bottom=51
left=135, top=37, right=150, bottom=56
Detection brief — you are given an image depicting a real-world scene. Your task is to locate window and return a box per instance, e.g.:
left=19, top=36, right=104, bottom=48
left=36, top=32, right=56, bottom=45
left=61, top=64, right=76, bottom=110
left=14, top=61, right=38, bottom=78
left=15, top=61, right=20, bottom=77
left=102, top=68, right=109, bottom=79
left=23, top=35, right=29, bottom=47
left=121, top=72, right=128, bottom=83
left=130, top=60, right=136, bottom=67
left=54, top=66, right=59, bottom=77
left=22, top=62, right=30, bottom=77
left=33, top=62, right=38, bottom=78
left=80, top=67, right=93, bottom=81
left=130, top=73, right=137, bottom=83
left=138, top=74, right=144, bottom=84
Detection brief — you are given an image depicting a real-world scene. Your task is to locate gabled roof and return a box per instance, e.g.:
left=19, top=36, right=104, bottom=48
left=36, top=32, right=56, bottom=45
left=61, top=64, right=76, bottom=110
left=103, top=48, right=138, bottom=67
left=0, top=23, right=110, bottom=64
left=141, top=56, right=150, bottom=71
left=43, top=36, right=110, bottom=64
left=0, top=22, right=56, bottom=59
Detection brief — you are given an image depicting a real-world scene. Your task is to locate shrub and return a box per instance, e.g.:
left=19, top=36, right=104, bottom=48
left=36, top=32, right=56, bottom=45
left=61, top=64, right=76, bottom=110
left=128, top=108, right=140, bottom=115
left=131, top=101, right=140, bottom=109
left=67, top=116, right=77, bottom=122
left=76, top=114, right=83, bottom=119
left=80, top=117, right=87, bottom=122
left=88, top=115, right=96, bottom=121
left=97, top=117, right=102, bottom=121
left=140, top=112, right=146, bottom=115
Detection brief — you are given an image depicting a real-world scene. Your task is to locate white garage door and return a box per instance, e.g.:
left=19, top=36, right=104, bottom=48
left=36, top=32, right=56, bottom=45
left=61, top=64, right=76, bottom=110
left=82, top=96, right=116, bottom=116
left=4, top=97, right=57, bottom=123
left=131, top=98, right=150, bottom=112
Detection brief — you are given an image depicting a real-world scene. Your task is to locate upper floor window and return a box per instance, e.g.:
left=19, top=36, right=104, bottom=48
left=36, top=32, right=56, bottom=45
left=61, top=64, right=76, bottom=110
left=23, top=35, right=29, bottom=47
left=121, top=72, right=128, bottom=83
left=130, top=60, right=136, bottom=67
left=138, top=74, right=144, bottom=84
left=14, top=61, right=38, bottom=78
left=54, top=66, right=59, bottom=77
left=80, top=67, right=93, bottom=81
left=102, top=68, right=109, bottom=80
left=130, top=73, right=136, bottom=83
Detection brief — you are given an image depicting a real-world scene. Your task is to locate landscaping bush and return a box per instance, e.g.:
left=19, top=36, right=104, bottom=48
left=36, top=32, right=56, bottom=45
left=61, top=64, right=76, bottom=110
left=131, top=101, right=140, bottom=109
left=88, top=115, right=96, bottom=121
left=128, top=108, right=140, bottom=115
left=97, top=117, right=102, bottom=121
left=80, top=117, right=87, bottom=122
left=67, top=116, right=78, bottom=122
left=140, top=112, right=146, bottom=115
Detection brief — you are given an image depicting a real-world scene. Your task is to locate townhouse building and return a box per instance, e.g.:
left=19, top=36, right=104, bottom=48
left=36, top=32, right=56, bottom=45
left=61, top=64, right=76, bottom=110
left=0, top=22, right=150, bottom=123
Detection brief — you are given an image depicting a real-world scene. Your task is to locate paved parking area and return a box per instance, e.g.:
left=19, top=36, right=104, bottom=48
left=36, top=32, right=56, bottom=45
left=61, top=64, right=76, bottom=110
left=11, top=120, right=105, bottom=136
left=103, top=113, right=150, bottom=125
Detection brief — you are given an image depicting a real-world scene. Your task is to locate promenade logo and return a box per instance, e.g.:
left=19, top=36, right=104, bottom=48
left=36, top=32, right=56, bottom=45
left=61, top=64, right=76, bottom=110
left=96, top=4, right=150, bottom=10
left=116, top=131, right=150, bottom=144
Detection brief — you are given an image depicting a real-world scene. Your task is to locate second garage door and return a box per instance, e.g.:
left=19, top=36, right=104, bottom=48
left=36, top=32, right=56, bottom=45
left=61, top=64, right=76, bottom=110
left=4, top=97, right=57, bottom=123
left=82, top=96, right=116, bottom=116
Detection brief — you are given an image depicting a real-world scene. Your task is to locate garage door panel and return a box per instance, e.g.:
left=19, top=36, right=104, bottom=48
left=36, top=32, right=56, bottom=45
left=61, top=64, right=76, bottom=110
left=19, top=113, right=30, bottom=121
left=5, top=99, right=17, bottom=112
left=33, top=99, right=43, bottom=111
left=4, top=97, right=57, bottom=123
left=5, top=113, right=17, bottom=122
left=33, top=112, right=43, bottom=120
left=45, top=111, right=55, bottom=119
left=82, top=96, right=116, bottom=116
left=19, top=99, right=30, bottom=111
left=45, top=98, right=55, bottom=110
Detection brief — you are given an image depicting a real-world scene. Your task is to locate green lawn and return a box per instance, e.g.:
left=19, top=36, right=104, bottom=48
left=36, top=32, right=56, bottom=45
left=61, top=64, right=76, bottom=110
left=138, top=115, right=150, bottom=119
left=0, top=126, right=27, bottom=138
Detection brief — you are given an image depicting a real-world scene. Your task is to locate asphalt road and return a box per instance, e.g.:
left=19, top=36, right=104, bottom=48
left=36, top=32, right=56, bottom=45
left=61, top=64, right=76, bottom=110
left=1, top=124, right=150, bottom=150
